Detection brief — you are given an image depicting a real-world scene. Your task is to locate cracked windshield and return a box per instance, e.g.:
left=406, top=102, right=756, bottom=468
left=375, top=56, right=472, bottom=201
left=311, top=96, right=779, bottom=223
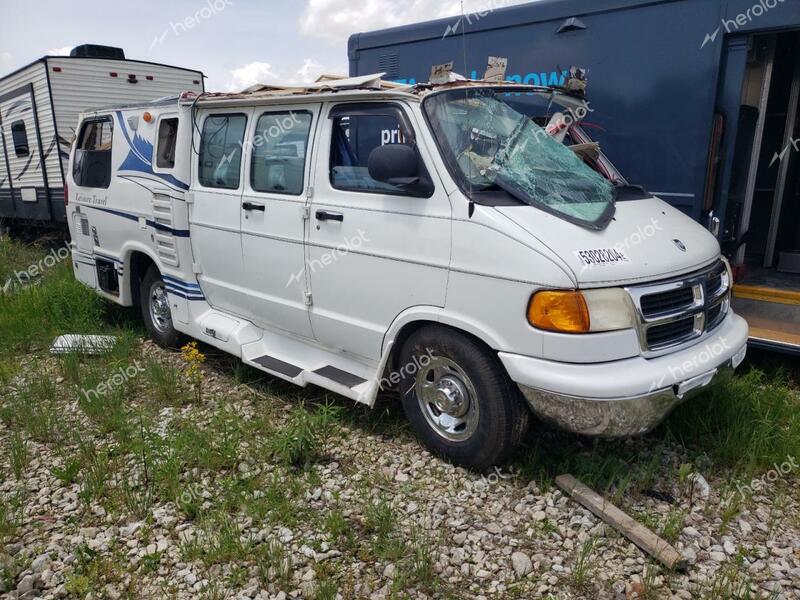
left=425, top=87, right=615, bottom=229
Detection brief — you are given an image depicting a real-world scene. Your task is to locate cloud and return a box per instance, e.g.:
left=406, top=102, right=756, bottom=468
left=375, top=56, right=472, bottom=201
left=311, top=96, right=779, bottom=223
left=226, top=58, right=345, bottom=91
left=227, top=62, right=281, bottom=91
left=295, top=58, right=323, bottom=84
left=300, top=0, right=529, bottom=43
left=46, top=46, right=73, bottom=56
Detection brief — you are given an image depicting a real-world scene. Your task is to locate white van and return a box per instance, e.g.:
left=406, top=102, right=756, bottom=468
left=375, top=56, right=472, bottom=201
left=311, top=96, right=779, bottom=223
left=66, top=74, right=749, bottom=469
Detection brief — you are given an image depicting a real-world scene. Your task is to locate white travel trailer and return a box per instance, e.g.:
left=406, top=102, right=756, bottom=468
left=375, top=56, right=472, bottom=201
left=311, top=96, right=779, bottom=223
left=0, top=44, right=204, bottom=230
left=66, top=73, right=749, bottom=469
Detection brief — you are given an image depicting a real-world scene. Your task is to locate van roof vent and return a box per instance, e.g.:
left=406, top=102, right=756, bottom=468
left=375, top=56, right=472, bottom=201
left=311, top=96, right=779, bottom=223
left=69, top=45, right=126, bottom=60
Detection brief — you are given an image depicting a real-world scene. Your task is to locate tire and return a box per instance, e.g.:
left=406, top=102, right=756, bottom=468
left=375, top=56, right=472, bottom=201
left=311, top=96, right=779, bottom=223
left=397, top=325, right=530, bottom=471
left=140, top=266, right=184, bottom=348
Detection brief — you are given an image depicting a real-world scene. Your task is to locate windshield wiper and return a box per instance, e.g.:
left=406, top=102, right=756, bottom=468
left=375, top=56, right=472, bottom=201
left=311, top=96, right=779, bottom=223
left=613, top=183, right=651, bottom=201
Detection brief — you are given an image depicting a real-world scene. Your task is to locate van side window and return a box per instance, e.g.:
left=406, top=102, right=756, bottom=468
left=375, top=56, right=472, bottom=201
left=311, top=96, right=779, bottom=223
left=198, top=114, right=247, bottom=189
left=251, top=111, right=313, bottom=195
left=73, top=117, right=113, bottom=189
left=156, top=118, right=179, bottom=169
left=10, top=121, right=29, bottom=157
left=329, top=103, right=425, bottom=195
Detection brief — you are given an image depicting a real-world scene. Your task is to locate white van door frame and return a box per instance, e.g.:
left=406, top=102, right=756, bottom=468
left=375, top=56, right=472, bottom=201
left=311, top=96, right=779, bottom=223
left=306, top=101, right=452, bottom=361
left=239, top=103, right=322, bottom=340
left=189, top=108, right=252, bottom=319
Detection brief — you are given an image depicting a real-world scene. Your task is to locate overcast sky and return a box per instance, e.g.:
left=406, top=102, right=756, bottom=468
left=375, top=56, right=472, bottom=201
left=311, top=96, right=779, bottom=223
left=0, top=0, right=530, bottom=91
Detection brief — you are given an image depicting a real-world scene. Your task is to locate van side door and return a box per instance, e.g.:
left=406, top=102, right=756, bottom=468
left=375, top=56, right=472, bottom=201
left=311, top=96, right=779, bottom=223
left=189, top=109, right=251, bottom=318
left=239, top=104, right=320, bottom=339
left=307, top=101, right=452, bottom=361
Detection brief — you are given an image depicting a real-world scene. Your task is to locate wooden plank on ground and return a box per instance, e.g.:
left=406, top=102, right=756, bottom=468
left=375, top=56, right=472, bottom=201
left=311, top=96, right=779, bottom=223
left=556, top=474, right=688, bottom=572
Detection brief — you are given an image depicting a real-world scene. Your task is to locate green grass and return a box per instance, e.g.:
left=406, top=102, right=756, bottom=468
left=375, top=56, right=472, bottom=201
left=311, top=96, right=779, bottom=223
left=1, top=371, right=64, bottom=443
left=255, top=539, right=291, bottom=588
left=142, top=355, right=189, bottom=406
left=63, top=543, right=129, bottom=599
left=698, top=556, right=769, bottom=600
left=0, top=491, right=23, bottom=544
left=50, top=457, right=82, bottom=485
left=269, top=402, right=342, bottom=469
left=0, top=236, right=61, bottom=283
left=570, top=536, right=597, bottom=591
left=181, top=512, right=254, bottom=565
left=666, top=368, right=800, bottom=478
left=170, top=406, right=246, bottom=472
left=0, top=260, right=107, bottom=357
left=362, top=495, right=407, bottom=562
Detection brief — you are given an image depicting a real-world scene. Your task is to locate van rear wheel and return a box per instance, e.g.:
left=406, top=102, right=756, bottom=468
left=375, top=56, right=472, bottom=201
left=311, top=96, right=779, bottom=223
left=397, top=326, right=530, bottom=471
left=140, top=266, right=184, bottom=348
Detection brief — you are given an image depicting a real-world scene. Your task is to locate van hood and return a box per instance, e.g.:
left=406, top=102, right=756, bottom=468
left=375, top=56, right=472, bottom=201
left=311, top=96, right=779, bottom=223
left=495, top=197, right=721, bottom=287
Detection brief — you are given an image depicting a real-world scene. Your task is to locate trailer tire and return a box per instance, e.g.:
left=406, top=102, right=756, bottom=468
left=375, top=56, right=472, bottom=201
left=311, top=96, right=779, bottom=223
left=397, top=325, right=530, bottom=471
left=140, top=266, right=184, bottom=349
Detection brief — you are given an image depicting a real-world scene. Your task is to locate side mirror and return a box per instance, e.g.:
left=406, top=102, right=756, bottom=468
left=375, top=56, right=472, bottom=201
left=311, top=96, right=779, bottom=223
left=368, top=144, right=433, bottom=197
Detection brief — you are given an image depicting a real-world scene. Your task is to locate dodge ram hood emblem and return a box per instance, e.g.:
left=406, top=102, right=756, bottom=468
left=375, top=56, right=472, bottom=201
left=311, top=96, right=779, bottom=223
left=673, top=239, right=687, bottom=252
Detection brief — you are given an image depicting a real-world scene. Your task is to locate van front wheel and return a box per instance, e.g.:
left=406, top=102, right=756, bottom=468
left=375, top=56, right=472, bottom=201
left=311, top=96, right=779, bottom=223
left=140, top=266, right=184, bottom=348
left=397, top=326, right=529, bottom=471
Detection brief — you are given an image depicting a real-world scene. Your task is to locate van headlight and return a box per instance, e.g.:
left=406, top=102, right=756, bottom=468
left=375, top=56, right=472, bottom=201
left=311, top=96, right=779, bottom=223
left=527, top=288, right=635, bottom=334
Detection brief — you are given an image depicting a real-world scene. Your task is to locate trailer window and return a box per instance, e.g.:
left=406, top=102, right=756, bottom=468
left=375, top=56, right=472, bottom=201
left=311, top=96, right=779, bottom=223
left=198, top=114, right=247, bottom=189
left=156, top=118, right=179, bottom=169
left=73, top=117, right=113, bottom=189
left=10, top=121, right=29, bottom=157
left=251, top=111, right=313, bottom=195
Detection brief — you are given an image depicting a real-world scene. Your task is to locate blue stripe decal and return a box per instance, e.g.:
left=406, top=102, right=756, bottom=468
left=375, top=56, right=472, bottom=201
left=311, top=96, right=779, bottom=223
left=150, top=221, right=190, bottom=238
left=165, top=288, right=205, bottom=301
left=88, top=206, right=190, bottom=237
left=91, top=206, right=139, bottom=223
left=163, top=278, right=202, bottom=292
left=115, top=112, right=189, bottom=191
left=162, top=274, right=200, bottom=286
left=96, top=253, right=124, bottom=265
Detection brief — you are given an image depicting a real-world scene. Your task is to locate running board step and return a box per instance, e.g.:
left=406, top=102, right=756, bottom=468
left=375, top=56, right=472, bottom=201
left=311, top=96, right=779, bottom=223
left=313, top=365, right=367, bottom=389
left=241, top=332, right=379, bottom=405
left=252, top=355, right=303, bottom=378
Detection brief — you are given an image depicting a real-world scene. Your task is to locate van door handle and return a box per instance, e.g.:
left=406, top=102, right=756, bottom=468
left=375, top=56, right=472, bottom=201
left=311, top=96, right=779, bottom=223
left=315, top=210, right=344, bottom=222
left=242, top=201, right=265, bottom=212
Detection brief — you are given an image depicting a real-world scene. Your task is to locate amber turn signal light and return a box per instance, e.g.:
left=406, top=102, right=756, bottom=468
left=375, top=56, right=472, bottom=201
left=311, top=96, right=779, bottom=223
left=527, top=291, right=590, bottom=333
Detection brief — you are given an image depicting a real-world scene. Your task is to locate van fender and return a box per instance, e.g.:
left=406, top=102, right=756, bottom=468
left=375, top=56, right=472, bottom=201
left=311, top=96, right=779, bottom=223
left=379, top=306, right=510, bottom=378
left=118, top=242, right=164, bottom=306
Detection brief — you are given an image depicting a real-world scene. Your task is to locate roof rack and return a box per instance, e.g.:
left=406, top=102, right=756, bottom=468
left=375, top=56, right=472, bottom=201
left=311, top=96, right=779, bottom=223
left=182, top=73, right=411, bottom=104
left=179, top=70, right=589, bottom=109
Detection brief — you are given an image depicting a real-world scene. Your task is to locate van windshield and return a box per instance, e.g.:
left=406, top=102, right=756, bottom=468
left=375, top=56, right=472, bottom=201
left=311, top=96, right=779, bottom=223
left=423, top=87, right=616, bottom=230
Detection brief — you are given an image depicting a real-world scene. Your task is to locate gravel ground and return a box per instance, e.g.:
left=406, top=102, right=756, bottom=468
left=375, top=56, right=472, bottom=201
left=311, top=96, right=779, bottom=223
left=1, top=342, right=799, bottom=599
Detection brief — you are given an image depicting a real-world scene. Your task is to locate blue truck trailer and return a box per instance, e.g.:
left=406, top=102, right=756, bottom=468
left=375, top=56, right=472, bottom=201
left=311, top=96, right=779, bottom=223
left=348, top=0, right=800, bottom=354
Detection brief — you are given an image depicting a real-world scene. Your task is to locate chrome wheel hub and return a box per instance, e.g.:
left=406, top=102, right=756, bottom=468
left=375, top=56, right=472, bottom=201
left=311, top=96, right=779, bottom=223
left=415, top=355, right=479, bottom=442
left=434, top=376, right=470, bottom=417
left=149, top=283, right=172, bottom=334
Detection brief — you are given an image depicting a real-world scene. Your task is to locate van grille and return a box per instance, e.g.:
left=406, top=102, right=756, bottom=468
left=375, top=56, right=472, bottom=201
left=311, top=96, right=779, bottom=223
left=646, top=316, right=696, bottom=348
left=627, top=261, right=731, bottom=356
left=640, top=287, right=695, bottom=318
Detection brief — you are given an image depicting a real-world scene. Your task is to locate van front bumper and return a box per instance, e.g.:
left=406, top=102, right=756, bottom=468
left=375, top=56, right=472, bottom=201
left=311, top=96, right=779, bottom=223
left=500, top=313, right=749, bottom=437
